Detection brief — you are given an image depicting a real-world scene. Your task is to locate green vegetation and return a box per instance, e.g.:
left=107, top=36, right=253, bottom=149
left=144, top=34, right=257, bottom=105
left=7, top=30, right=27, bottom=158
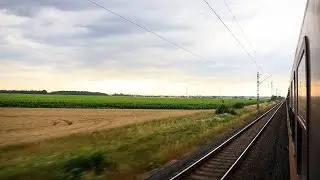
left=270, top=95, right=284, bottom=101
left=215, top=102, right=246, bottom=115
left=215, top=104, right=236, bottom=115
left=0, top=102, right=275, bottom=180
left=59, top=151, right=111, bottom=180
left=231, top=102, right=246, bottom=109
left=0, top=94, right=264, bottom=109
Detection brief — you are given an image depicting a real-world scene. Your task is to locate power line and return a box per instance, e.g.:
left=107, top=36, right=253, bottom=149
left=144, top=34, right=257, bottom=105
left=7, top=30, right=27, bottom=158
left=85, top=0, right=215, bottom=65
left=202, top=0, right=264, bottom=73
left=224, top=0, right=257, bottom=55
left=259, top=74, right=272, bottom=84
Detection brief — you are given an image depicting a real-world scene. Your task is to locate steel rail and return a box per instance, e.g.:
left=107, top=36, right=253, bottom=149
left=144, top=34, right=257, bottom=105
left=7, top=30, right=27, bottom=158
left=170, top=103, right=280, bottom=180
left=220, top=101, right=284, bottom=179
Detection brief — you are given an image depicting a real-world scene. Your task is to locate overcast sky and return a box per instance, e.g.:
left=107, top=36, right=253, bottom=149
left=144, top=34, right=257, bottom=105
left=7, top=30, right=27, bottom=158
left=0, top=0, right=307, bottom=96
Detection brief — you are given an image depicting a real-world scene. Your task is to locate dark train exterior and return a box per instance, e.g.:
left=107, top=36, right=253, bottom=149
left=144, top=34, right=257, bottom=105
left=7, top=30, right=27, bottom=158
left=286, top=0, right=320, bottom=179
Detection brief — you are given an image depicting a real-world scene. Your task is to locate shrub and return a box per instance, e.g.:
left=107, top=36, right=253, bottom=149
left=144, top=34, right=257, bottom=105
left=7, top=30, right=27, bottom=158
left=216, top=104, right=227, bottom=114
left=59, top=151, right=110, bottom=180
left=216, top=104, right=236, bottom=115
left=229, top=109, right=237, bottom=115
left=216, top=104, right=237, bottom=115
left=232, top=102, right=245, bottom=109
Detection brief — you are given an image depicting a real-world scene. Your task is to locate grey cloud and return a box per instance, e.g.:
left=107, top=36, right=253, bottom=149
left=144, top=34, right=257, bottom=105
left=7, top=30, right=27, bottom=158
left=81, top=17, right=190, bottom=38
left=0, top=46, right=24, bottom=59
left=0, top=0, right=170, bottom=18
left=0, top=0, right=91, bottom=17
left=10, top=2, right=192, bottom=49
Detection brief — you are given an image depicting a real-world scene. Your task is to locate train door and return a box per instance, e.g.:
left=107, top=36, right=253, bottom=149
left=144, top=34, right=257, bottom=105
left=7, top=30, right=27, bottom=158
left=290, top=79, right=295, bottom=141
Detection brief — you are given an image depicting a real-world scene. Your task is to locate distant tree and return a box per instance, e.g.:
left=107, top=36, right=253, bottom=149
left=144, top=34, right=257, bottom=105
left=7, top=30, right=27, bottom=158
left=270, top=95, right=283, bottom=101
left=50, top=91, right=108, bottom=96
left=0, top=90, right=109, bottom=96
left=112, top=93, right=131, bottom=96
left=0, top=90, right=48, bottom=94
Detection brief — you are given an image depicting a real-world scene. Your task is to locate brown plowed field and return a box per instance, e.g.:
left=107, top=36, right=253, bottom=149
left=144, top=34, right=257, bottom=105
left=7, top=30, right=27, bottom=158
left=0, top=108, right=212, bottom=147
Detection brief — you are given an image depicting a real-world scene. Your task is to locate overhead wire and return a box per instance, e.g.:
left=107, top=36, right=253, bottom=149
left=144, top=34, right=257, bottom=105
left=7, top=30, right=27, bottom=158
left=85, top=0, right=216, bottom=65
left=223, top=0, right=273, bottom=81
left=86, top=0, right=272, bottom=79
left=259, top=74, right=272, bottom=84
left=224, top=0, right=257, bottom=55
left=202, top=0, right=265, bottom=74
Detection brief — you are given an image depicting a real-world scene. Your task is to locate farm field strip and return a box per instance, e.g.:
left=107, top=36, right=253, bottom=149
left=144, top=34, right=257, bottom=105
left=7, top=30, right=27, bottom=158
left=0, top=108, right=212, bottom=147
left=0, top=94, right=262, bottom=109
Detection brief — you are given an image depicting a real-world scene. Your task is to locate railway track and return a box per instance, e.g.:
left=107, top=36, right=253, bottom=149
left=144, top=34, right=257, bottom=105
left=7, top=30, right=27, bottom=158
left=170, top=102, right=284, bottom=180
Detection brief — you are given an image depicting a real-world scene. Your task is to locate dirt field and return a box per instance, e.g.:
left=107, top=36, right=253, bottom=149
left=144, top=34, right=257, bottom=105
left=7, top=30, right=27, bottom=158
left=0, top=108, right=212, bottom=147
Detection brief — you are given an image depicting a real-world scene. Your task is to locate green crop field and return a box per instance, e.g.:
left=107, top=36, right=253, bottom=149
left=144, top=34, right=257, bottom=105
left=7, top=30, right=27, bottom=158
left=0, top=94, right=263, bottom=109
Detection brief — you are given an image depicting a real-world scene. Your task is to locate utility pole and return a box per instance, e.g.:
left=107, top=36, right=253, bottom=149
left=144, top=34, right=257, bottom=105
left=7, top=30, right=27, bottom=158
left=257, top=72, right=261, bottom=111
left=271, top=81, right=273, bottom=97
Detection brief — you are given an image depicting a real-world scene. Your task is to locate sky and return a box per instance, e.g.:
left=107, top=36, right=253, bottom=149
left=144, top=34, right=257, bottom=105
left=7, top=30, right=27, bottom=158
left=0, top=0, right=307, bottom=96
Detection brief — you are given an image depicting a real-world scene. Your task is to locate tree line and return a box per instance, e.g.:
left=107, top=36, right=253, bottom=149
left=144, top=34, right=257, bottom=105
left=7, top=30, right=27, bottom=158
left=0, top=90, right=108, bottom=96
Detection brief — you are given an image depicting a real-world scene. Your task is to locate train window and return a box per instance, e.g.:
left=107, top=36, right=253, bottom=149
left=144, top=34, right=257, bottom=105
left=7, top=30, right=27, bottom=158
left=297, top=51, right=307, bottom=123
left=289, top=84, right=291, bottom=107
left=292, top=76, right=295, bottom=110
left=291, top=80, right=294, bottom=108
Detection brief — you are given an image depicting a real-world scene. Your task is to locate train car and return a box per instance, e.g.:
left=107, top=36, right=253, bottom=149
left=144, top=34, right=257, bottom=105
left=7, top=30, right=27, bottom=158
left=287, top=0, right=320, bottom=179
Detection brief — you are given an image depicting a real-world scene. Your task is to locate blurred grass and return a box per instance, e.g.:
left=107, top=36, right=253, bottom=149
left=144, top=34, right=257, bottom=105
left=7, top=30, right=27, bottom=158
left=0, top=102, right=275, bottom=180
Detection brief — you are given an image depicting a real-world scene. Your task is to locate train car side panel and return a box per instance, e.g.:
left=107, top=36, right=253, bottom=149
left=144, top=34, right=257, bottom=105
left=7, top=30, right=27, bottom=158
left=308, top=0, right=320, bottom=179
left=289, top=0, right=320, bottom=179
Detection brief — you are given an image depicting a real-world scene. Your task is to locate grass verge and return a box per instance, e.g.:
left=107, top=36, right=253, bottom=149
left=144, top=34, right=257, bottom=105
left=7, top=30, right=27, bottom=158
left=0, top=102, right=275, bottom=180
